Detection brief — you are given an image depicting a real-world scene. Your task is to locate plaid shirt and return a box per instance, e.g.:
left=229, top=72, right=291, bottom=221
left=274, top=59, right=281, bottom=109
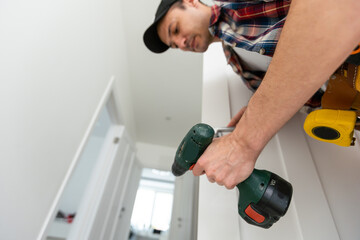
left=209, top=0, right=291, bottom=91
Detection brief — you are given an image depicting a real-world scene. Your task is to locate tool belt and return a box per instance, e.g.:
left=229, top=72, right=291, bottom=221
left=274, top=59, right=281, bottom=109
left=346, top=43, right=360, bottom=65
left=303, top=44, right=360, bottom=147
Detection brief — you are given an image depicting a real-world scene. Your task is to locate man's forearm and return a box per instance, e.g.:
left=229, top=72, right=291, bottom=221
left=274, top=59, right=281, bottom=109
left=193, top=0, right=360, bottom=188
left=233, top=0, right=360, bottom=152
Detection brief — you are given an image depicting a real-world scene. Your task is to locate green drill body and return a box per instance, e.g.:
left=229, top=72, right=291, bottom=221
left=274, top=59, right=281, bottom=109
left=172, top=123, right=293, bottom=228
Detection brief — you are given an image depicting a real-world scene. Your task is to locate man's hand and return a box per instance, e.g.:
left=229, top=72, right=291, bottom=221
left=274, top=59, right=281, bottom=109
left=192, top=106, right=257, bottom=189
left=192, top=132, right=258, bottom=189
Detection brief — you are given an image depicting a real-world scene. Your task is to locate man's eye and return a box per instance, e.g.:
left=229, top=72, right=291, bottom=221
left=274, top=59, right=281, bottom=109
left=174, top=27, right=178, bottom=35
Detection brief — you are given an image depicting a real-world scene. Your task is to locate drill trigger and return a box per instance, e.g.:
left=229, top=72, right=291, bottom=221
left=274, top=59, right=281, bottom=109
left=189, top=164, right=195, bottom=170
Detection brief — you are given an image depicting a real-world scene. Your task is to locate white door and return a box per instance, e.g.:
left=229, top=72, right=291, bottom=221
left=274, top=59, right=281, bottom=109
left=169, top=173, right=197, bottom=240
left=113, top=159, right=142, bottom=240
left=87, top=131, right=136, bottom=240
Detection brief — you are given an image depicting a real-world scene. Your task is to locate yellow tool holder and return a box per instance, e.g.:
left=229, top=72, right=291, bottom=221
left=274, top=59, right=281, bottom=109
left=304, top=109, right=357, bottom=146
left=303, top=47, right=360, bottom=147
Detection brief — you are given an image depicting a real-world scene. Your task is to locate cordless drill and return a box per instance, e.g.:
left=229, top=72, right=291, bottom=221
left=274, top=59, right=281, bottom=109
left=172, top=123, right=293, bottom=229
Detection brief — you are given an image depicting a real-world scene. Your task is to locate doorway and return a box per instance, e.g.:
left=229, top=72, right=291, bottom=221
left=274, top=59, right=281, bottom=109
left=129, top=168, right=175, bottom=240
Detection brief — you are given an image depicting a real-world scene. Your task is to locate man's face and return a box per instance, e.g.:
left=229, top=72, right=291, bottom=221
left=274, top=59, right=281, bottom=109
left=157, top=0, right=213, bottom=53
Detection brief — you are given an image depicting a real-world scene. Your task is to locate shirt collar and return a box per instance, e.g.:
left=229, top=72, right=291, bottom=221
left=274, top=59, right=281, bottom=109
left=209, top=4, right=221, bottom=27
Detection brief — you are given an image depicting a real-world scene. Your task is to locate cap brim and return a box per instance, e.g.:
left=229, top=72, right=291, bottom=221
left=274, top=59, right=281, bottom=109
left=143, top=0, right=179, bottom=53
left=143, top=23, right=169, bottom=54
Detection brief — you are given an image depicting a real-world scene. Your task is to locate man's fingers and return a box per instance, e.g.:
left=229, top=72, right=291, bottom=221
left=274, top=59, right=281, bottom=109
left=193, top=161, right=244, bottom=189
left=223, top=173, right=238, bottom=189
left=227, top=106, right=247, bottom=127
left=207, top=176, right=216, bottom=183
left=192, top=161, right=205, bottom=176
left=227, top=115, right=240, bottom=127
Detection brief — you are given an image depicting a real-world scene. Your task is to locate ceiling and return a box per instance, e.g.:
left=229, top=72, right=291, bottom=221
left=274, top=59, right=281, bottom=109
left=120, top=0, right=204, bottom=148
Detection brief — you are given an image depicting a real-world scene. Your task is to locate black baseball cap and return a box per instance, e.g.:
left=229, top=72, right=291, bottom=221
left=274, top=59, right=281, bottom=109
left=143, top=0, right=180, bottom=53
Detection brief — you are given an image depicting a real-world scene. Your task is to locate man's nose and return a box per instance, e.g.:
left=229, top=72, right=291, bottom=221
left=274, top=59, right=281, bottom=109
left=174, top=36, right=188, bottom=50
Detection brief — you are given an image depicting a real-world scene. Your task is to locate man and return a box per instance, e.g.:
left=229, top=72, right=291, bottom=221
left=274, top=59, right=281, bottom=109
left=144, top=0, right=291, bottom=91
left=143, top=0, right=360, bottom=189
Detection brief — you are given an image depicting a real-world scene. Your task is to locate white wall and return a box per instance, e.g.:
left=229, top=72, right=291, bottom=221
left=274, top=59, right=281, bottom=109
left=120, top=0, right=203, bottom=148
left=300, top=115, right=360, bottom=240
left=0, top=0, right=136, bottom=239
left=200, top=42, right=360, bottom=240
left=136, top=142, right=177, bottom=171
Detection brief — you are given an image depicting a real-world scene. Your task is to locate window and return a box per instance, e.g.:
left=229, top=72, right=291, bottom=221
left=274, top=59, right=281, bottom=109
left=130, top=169, right=175, bottom=234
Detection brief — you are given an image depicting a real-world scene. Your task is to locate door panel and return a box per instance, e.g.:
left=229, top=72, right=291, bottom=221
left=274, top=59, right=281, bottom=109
left=102, top=148, right=134, bottom=239
left=89, top=134, right=132, bottom=240
left=112, top=158, right=142, bottom=240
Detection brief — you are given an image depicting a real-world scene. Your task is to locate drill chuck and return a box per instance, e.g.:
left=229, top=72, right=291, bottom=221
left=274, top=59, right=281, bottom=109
left=171, top=123, right=214, bottom=176
left=171, top=160, right=187, bottom=176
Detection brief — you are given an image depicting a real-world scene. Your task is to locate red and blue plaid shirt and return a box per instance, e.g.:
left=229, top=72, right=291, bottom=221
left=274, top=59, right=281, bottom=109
left=209, top=0, right=291, bottom=91
left=207, top=0, right=323, bottom=107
